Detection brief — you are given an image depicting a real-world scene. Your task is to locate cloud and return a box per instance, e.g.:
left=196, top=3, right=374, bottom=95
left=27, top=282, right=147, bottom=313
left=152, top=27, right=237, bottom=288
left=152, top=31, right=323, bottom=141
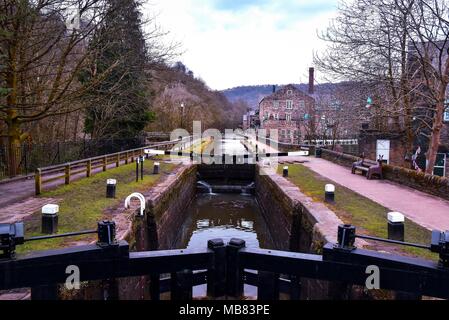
left=145, top=0, right=338, bottom=91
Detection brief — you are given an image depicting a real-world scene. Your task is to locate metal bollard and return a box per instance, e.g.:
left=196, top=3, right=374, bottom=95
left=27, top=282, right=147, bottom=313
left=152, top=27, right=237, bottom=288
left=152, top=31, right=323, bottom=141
left=106, top=179, right=117, bottom=198
left=283, top=166, right=289, bottom=177
left=41, top=204, right=59, bottom=234
left=153, top=162, right=160, bottom=174
left=387, top=212, right=405, bottom=241
left=325, top=184, right=335, bottom=203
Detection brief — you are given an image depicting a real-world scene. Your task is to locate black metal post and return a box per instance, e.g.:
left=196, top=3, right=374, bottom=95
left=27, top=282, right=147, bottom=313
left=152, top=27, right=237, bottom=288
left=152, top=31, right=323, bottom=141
left=136, top=158, right=139, bottom=182
left=337, top=224, right=356, bottom=250
left=388, top=212, right=405, bottom=242
left=207, top=238, right=226, bottom=298
left=153, top=162, right=160, bottom=175
left=283, top=166, right=289, bottom=177
left=226, top=238, right=245, bottom=298
left=106, top=179, right=116, bottom=198
left=325, top=184, right=335, bottom=203
left=255, top=144, right=259, bottom=162
left=97, top=220, right=117, bottom=247
left=140, top=156, right=144, bottom=181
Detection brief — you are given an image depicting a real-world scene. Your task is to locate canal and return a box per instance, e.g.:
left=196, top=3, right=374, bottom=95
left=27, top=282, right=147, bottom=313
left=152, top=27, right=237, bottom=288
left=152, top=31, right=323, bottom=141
left=176, top=137, right=275, bottom=298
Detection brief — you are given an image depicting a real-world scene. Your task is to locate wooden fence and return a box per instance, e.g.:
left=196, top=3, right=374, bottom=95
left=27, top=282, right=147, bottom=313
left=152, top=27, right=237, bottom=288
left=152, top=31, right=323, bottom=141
left=34, top=140, right=180, bottom=195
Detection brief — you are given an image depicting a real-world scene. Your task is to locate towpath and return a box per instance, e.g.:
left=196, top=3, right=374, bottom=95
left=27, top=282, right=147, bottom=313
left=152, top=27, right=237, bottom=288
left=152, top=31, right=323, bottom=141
left=247, top=137, right=449, bottom=231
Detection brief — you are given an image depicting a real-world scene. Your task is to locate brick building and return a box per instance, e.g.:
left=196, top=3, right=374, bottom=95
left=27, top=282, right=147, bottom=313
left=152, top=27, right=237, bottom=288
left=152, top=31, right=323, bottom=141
left=242, top=110, right=260, bottom=130
left=258, top=69, right=316, bottom=144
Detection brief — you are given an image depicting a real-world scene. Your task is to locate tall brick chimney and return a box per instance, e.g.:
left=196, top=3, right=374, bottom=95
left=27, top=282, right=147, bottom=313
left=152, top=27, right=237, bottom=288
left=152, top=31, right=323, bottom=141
left=308, top=67, right=315, bottom=95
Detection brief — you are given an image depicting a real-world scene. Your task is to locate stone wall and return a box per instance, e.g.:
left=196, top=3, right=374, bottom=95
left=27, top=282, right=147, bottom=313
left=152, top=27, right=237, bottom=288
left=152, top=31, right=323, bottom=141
left=320, top=148, right=449, bottom=201
left=358, top=132, right=406, bottom=166
left=145, top=165, right=197, bottom=250
left=255, top=165, right=367, bottom=299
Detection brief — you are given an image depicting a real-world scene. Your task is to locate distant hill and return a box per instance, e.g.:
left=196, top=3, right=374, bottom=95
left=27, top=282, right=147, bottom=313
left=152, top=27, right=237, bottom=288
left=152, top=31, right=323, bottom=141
left=221, top=83, right=337, bottom=110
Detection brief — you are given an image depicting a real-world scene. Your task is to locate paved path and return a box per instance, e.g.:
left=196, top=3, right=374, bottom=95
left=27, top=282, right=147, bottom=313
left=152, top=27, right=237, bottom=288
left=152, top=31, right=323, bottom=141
left=287, top=156, right=449, bottom=231
left=0, top=159, right=133, bottom=208
left=245, top=137, right=449, bottom=231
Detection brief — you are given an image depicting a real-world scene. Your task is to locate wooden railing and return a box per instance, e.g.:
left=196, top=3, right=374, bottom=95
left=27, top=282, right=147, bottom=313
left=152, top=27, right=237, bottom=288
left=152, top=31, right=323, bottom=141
left=34, top=140, right=180, bottom=195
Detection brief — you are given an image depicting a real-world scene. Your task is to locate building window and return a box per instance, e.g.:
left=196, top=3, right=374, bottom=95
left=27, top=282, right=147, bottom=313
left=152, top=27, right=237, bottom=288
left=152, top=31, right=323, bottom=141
left=286, top=100, right=293, bottom=109
left=274, top=113, right=279, bottom=120
left=298, top=100, right=305, bottom=109
left=434, top=153, right=446, bottom=177
left=286, top=113, right=292, bottom=122
left=273, top=100, right=279, bottom=109
left=264, top=112, right=269, bottom=120
left=444, top=107, right=449, bottom=122
left=287, top=90, right=293, bottom=95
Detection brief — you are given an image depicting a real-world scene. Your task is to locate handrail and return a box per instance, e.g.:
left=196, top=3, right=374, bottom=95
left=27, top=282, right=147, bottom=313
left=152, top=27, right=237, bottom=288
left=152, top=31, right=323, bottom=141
left=125, top=193, right=146, bottom=216
left=34, top=139, right=182, bottom=195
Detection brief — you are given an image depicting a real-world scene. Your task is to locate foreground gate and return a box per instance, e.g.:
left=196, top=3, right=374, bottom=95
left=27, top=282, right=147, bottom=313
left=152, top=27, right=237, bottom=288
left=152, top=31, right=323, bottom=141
left=1, top=222, right=449, bottom=300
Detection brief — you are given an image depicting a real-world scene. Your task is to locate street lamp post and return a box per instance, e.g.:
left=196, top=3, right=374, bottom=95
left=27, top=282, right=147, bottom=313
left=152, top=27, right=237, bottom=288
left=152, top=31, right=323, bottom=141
left=180, top=102, right=185, bottom=129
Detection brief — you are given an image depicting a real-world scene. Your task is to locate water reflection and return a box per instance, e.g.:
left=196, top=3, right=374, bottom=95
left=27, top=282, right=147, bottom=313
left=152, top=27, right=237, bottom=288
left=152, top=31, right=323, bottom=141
left=176, top=193, right=274, bottom=299
left=179, top=194, right=273, bottom=250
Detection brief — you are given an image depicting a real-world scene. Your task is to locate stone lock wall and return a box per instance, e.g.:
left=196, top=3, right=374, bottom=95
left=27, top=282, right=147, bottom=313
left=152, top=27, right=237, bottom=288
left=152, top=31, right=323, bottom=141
left=254, top=165, right=366, bottom=299
left=146, top=165, right=197, bottom=249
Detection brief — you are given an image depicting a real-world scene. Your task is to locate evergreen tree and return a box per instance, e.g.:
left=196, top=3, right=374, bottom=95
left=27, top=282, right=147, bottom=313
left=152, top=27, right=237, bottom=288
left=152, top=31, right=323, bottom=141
left=82, top=0, right=154, bottom=139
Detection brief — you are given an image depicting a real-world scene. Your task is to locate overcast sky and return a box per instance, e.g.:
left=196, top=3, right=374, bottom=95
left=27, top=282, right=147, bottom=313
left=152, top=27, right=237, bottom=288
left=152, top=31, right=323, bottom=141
left=144, top=0, right=339, bottom=90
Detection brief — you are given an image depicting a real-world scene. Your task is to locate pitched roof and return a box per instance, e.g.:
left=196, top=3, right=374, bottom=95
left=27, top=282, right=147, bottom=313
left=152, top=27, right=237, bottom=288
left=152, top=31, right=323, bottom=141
left=259, top=84, right=314, bottom=104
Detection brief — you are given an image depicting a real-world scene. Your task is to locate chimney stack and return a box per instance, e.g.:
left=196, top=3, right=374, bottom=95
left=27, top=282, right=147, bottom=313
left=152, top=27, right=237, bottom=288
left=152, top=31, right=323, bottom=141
left=308, top=67, right=315, bottom=95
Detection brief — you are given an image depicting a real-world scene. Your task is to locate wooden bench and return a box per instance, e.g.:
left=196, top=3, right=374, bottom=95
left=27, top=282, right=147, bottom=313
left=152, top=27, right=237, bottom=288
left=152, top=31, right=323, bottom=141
left=351, top=156, right=383, bottom=180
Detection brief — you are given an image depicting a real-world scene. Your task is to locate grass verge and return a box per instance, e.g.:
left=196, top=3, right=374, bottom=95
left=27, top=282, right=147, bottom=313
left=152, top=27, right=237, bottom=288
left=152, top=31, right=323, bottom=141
left=278, top=164, right=437, bottom=261
left=18, top=158, right=177, bottom=254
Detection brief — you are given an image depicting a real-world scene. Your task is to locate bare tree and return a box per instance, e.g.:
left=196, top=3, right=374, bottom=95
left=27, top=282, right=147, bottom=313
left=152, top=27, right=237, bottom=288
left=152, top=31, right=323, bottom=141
left=0, top=0, right=118, bottom=175
left=401, top=0, right=449, bottom=174
left=316, top=0, right=449, bottom=173
left=315, top=0, right=417, bottom=165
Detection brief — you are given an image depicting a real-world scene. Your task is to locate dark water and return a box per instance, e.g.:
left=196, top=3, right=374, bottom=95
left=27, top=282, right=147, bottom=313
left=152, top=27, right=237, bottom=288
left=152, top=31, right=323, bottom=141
left=178, top=193, right=273, bottom=250
left=176, top=193, right=274, bottom=298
